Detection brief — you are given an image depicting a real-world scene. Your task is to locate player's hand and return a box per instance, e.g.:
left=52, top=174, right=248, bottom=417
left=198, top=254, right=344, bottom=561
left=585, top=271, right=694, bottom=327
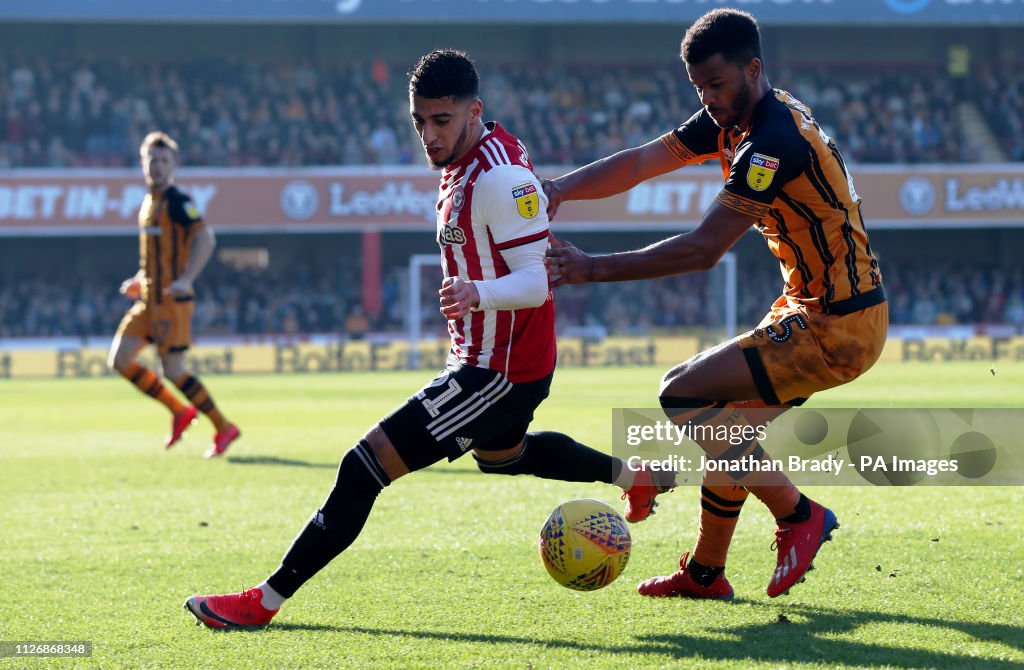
left=119, top=277, right=141, bottom=300
left=439, top=276, right=479, bottom=320
left=165, top=278, right=194, bottom=298
left=545, top=235, right=594, bottom=287
left=542, top=179, right=564, bottom=221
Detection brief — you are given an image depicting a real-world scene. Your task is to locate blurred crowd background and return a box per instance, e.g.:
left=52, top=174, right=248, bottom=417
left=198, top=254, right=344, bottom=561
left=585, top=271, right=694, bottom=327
left=3, top=57, right=1021, bottom=169
left=3, top=242, right=1022, bottom=339
left=2, top=16, right=1022, bottom=342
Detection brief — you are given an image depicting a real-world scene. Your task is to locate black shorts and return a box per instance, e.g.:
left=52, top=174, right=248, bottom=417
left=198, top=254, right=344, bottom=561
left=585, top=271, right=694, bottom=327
left=379, top=363, right=552, bottom=471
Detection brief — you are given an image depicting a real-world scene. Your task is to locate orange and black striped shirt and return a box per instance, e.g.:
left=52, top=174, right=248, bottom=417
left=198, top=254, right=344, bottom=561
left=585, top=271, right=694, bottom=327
left=137, top=185, right=203, bottom=304
left=661, top=89, right=883, bottom=313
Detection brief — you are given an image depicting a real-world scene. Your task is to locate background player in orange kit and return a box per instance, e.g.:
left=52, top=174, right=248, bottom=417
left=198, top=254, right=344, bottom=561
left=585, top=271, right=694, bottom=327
left=108, top=131, right=241, bottom=458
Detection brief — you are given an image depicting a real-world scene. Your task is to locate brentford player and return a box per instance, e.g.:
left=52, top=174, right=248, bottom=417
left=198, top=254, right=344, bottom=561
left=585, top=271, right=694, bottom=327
left=183, top=49, right=673, bottom=630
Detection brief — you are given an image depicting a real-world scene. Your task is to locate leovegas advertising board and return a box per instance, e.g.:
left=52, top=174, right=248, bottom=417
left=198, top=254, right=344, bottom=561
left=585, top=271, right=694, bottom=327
left=0, top=167, right=439, bottom=234
left=1, top=165, right=1022, bottom=234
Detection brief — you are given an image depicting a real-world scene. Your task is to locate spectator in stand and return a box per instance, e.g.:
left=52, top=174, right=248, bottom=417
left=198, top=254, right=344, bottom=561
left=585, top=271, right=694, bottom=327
left=1, top=56, right=1008, bottom=168
left=5, top=257, right=1024, bottom=339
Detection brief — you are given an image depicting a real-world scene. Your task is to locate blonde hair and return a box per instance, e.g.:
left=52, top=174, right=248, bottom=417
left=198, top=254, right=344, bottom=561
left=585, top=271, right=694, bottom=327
left=140, top=131, right=179, bottom=156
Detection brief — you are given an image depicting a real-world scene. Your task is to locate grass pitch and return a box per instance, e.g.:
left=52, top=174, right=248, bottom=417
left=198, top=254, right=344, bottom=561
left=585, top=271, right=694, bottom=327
left=1, top=361, right=1022, bottom=669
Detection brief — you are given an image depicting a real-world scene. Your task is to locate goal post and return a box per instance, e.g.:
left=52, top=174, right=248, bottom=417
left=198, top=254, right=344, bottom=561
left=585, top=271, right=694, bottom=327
left=721, top=251, right=738, bottom=340
left=407, top=253, right=441, bottom=370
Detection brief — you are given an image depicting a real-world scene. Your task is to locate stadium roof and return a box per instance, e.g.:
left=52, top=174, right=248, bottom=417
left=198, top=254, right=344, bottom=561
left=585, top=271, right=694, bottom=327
left=1, top=0, right=1022, bottom=26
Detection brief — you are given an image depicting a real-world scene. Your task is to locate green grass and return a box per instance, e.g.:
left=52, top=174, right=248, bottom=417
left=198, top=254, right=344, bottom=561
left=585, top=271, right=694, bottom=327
left=1, top=361, right=1023, bottom=669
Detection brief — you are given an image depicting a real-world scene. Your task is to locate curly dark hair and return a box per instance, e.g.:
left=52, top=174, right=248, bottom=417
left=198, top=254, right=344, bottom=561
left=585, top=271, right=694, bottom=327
left=681, top=9, right=762, bottom=67
left=408, top=49, right=479, bottom=101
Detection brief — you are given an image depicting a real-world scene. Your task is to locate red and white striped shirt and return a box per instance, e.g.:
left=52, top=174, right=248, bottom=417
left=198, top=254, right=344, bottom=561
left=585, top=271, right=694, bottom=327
left=436, top=122, right=555, bottom=383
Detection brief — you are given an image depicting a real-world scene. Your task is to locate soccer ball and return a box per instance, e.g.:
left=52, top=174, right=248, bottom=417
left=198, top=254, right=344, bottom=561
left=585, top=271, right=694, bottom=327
left=538, top=498, right=631, bottom=591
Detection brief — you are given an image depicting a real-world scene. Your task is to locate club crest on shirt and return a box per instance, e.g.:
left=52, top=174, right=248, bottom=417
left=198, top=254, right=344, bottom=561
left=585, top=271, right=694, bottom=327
left=451, top=186, right=465, bottom=213
left=512, top=182, right=539, bottom=219
left=439, top=224, right=466, bottom=246
left=746, top=153, right=780, bottom=192
left=184, top=202, right=202, bottom=220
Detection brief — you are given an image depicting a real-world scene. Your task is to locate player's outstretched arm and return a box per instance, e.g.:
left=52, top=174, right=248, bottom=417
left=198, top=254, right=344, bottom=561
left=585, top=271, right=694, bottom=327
left=543, top=137, right=683, bottom=220
left=546, top=200, right=755, bottom=286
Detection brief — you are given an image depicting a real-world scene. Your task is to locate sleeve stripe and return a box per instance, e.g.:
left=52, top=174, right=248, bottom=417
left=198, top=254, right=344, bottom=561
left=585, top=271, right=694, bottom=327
left=716, top=190, right=770, bottom=218
left=660, top=132, right=716, bottom=165
left=495, top=229, right=549, bottom=251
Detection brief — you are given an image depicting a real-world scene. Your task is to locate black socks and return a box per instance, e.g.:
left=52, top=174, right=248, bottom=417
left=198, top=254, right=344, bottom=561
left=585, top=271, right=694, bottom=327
left=266, top=441, right=390, bottom=598
left=474, top=431, right=617, bottom=484
left=687, top=557, right=725, bottom=587
left=778, top=494, right=811, bottom=524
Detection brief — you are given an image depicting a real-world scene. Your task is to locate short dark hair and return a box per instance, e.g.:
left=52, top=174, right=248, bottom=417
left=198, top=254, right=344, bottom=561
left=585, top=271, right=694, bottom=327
left=408, top=49, right=479, bottom=101
left=140, top=131, right=178, bottom=156
left=681, top=9, right=762, bottom=67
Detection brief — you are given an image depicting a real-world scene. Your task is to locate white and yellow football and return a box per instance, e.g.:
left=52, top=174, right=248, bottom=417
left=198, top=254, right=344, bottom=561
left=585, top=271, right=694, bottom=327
left=538, top=498, right=631, bottom=591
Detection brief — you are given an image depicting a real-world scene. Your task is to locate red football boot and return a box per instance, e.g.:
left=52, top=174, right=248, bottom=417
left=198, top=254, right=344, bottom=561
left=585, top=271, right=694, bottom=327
left=621, top=466, right=675, bottom=523
left=637, top=553, right=734, bottom=600
left=184, top=587, right=278, bottom=629
left=165, top=406, right=199, bottom=449
left=205, top=423, right=241, bottom=459
left=767, top=499, right=839, bottom=597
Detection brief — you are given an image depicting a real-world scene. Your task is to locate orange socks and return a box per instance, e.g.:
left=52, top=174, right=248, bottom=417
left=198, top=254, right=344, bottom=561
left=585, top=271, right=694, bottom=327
left=745, top=481, right=801, bottom=520
left=726, top=400, right=801, bottom=519
left=174, top=373, right=230, bottom=432
left=667, top=400, right=804, bottom=571
left=692, top=474, right=749, bottom=568
left=121, top=362, right=187, bottom=415
left=688, top=406, right=802, bottom=519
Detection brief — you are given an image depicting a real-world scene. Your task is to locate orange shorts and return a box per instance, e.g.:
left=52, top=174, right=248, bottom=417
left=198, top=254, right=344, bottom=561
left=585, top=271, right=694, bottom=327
left=115, top=298, right=194, bottom=354
left=737, top=294, right=888, bottom=405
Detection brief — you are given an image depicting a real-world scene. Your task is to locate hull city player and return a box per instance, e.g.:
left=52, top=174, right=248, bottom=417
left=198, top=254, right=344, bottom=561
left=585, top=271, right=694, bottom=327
left=545, top=10, right=887, bottom=600
left=108, top=132, right=240, bottom=459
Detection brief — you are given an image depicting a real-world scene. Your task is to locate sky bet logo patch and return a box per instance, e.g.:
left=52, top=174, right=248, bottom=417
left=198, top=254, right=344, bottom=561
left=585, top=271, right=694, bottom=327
left=184, top=201, right=202, bottom=220
left=512, top=182, right=540, bottom=219
left=747, top=153, right=780, bottom=192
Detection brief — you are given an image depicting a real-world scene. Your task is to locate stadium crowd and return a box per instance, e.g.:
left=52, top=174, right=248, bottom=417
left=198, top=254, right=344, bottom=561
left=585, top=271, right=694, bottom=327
left=0, top=56, right=1003, bottom=169
left=2, top=261, right=1022, bottom=340
left=977, top=64, right=1024, bottom=162
left=3, top=54, right=1018, bottom=340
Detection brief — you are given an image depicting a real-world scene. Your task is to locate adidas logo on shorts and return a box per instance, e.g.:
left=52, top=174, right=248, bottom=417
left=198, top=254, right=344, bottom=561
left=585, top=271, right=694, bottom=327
left=455, top=436, right=474, bottom=451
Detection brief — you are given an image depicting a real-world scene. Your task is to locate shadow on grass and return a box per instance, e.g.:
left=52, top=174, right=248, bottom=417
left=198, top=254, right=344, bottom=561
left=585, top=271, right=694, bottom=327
left=226, top=455, right=336, bottom=469
left=638, top=600, right=1024, bottom=668
left=226, top=455, right=480, bottom=476
left=271, top=601, right=1022, bottom=668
